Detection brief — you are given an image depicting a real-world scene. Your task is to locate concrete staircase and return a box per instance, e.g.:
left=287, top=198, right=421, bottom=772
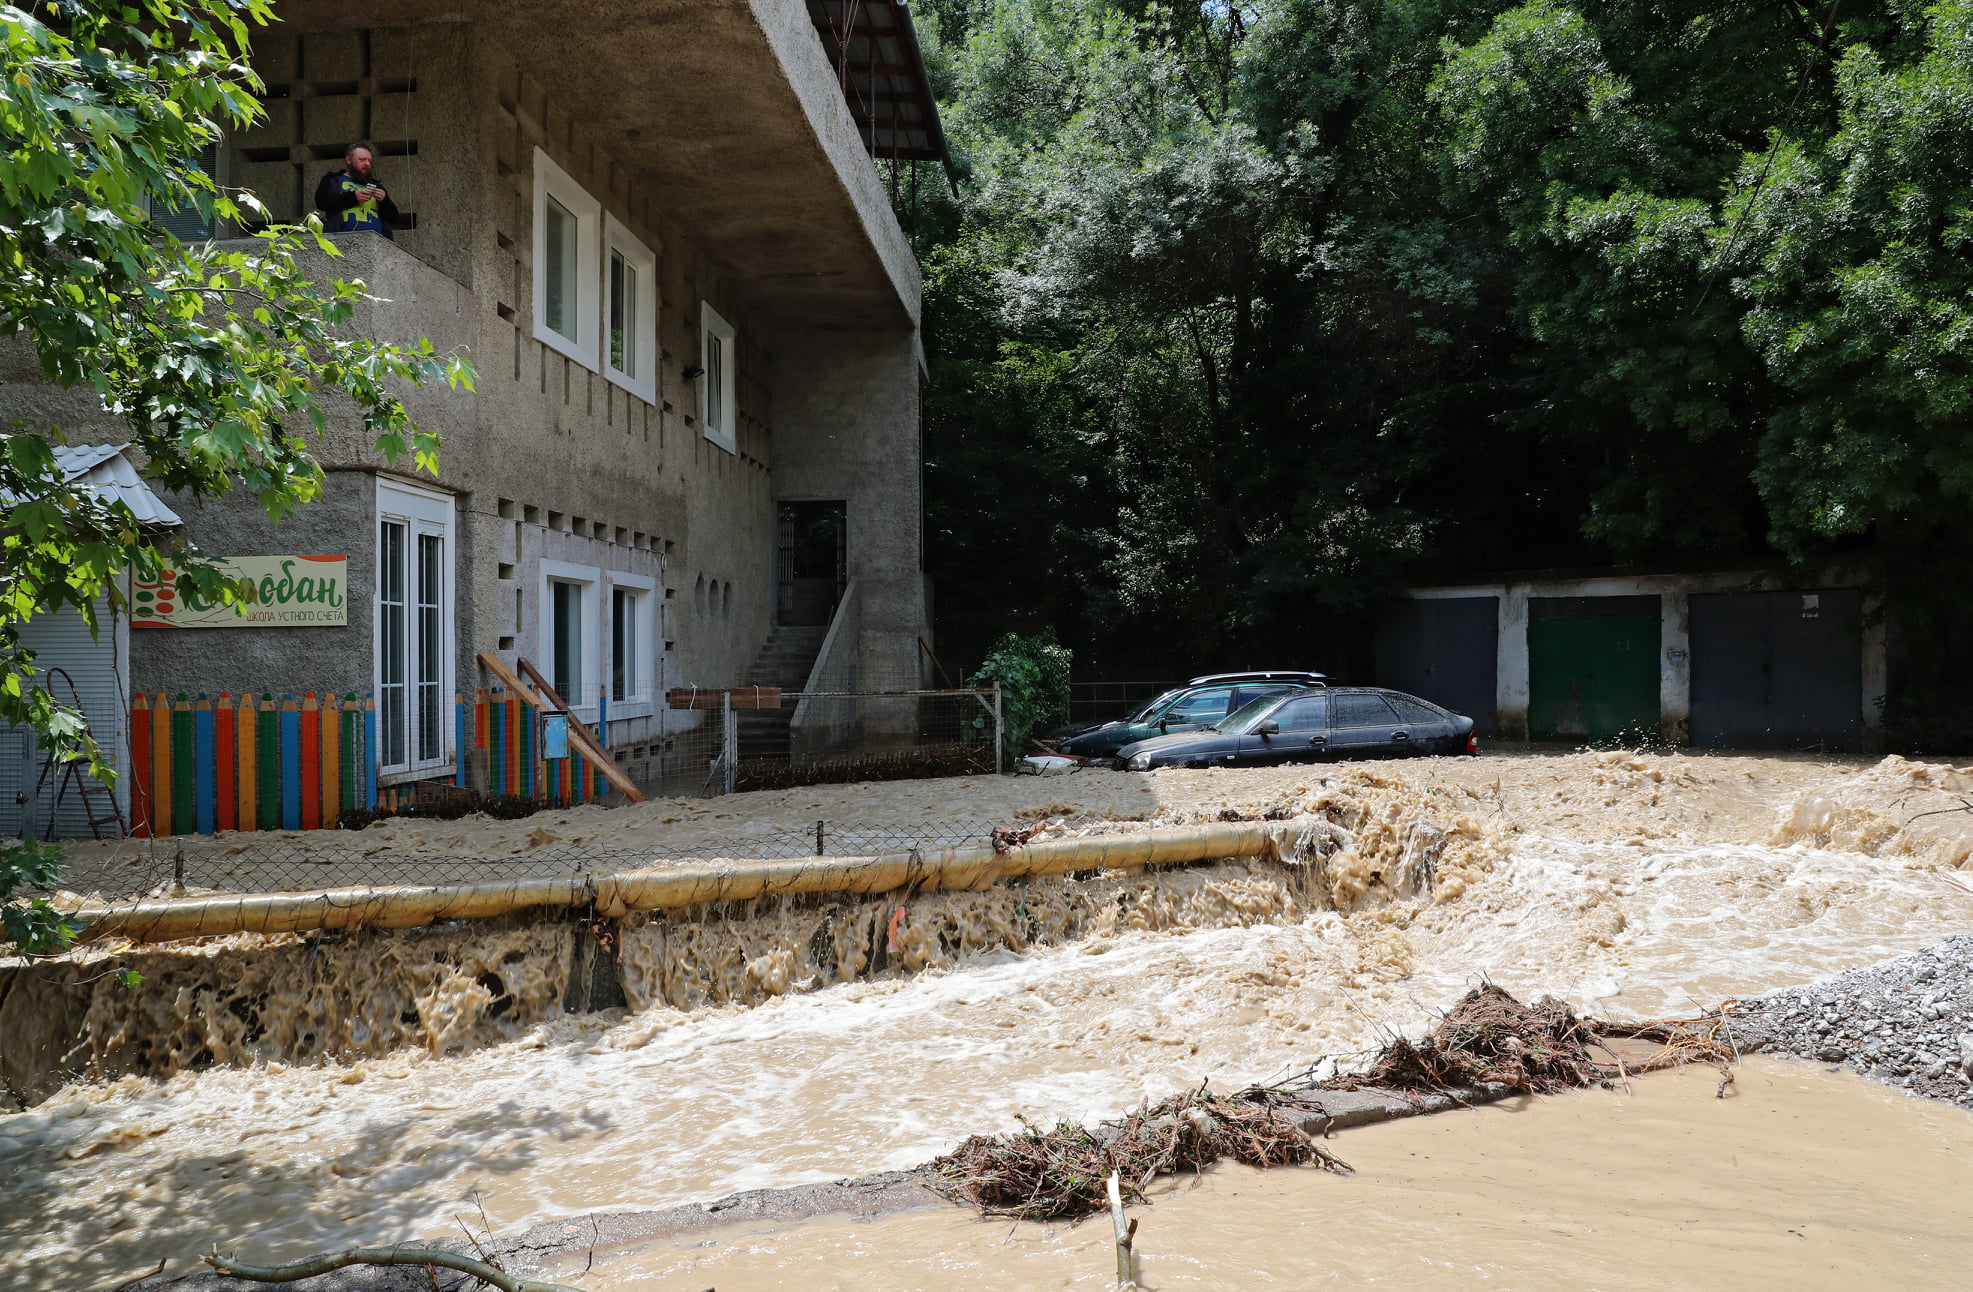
left=737, top=625, right=827, bottom=761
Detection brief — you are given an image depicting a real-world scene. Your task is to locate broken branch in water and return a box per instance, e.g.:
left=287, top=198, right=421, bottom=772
left=933, top=985, right=1737, bottom=1221
left=1107, top=1170, right=1134, bottom=1288
left=202, top=1245, right=586, bottom=1292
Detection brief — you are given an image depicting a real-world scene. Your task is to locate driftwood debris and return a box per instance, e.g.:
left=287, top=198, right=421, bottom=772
left=204, top=1244, right=585, bottom=1292
left=932, top=985, right=1738, bottom=1222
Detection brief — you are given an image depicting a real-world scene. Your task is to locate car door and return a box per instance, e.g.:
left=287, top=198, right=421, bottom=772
left=1384, top=692, right=1454, bottom=753
left=1328, top=691, right=1409, bottom=758
left=1239, top=694, right=1330, bottom=765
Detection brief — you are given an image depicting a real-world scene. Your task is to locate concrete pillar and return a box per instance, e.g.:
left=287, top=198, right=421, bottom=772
left=1498, top=584, right=1530, bottom=740
left=1862, top=592, right=1888, bottom=753
left=1660, top=587, right=1691, bottom=745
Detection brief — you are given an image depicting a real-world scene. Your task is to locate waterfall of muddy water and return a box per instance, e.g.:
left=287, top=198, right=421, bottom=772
left=561, top=1059, right=1973, bottom=1291
left=4, top=761, right=1972, bottom=1288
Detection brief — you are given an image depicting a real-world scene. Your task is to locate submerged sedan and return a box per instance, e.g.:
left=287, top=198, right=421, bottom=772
left=1114, top=687, right=1476, bottom=769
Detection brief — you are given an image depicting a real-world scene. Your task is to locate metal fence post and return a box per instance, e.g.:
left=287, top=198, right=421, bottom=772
left=993, top=682, right=1004, bottom=775
left=722, top=691, right=738, bottom=796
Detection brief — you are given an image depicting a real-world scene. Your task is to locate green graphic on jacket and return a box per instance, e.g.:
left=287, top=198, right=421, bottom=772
left=331, top=175, right=387, bottom=233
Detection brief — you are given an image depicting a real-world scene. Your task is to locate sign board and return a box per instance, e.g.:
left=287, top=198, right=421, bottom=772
left=541, top=713, right=570, bottom=761
left=133, top=555, right=349, bottom=628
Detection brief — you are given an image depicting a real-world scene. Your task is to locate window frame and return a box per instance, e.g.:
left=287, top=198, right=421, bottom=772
left=538, top=559, right=601, bottom=718
left=604, top=569, right=659, bottom=718
left=532, top=147, right=602, bottom=371
left=700, top=301, right=738, bottom=454
left=374, top=477, right=454, bottom=780
left=603, top=215, right=658, bottom=404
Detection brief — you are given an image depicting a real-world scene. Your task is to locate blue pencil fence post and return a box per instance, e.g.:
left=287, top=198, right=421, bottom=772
left=194, top=693, right=216, bottom=835
left=363, top=694, right=378, bottom=808
left=455, top=691, right=467, bottom=788
left=280, top=694, right=301, bottom=830
left=599, top=687, right=609, bottom=750
left=523, top=697, right=537, bottom=800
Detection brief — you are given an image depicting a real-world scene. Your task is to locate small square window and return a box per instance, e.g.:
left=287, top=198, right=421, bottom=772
left=700, top=302, right=737, bottom=454
left=604, top=216, right=658, bottom=403
left=532, top=148, right=600, bottom=370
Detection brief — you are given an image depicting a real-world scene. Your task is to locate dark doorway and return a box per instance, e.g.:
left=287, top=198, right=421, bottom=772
left=1375, top=597, right=1500, bottom=736
left=1689, top=589, right=1862, bottom=751
left=777, top=501, right=846, bottom=627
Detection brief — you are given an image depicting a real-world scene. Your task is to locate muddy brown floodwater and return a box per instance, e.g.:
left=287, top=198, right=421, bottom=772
left=4, top=752, right=1972, bottom=1289
left=561, top=1059, right=1973, bottom=1291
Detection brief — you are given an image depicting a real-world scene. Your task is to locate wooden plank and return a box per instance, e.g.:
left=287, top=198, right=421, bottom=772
left=193, top=696, right=215, bottom=835
left=666, top=686, right=781, bottom=710
left=215, top=694, right=236, bottom=834
left=300, top=693, right=321, bottom=831
left=480, top=652, right=645, bottom=802
left=322, top=693, right=341, bottom=829
left=152, top=693, right=172, bottom=837
left=238, top=695, right=257, bottom=831
left=130, top=694, right=152, bottom=838
left=280, top=695, right=301, bottom=831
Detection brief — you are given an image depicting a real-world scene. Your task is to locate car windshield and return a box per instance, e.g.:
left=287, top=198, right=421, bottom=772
left=1128, top=689, right=1186, bottom=722
left=1214, top=694, right=1286, bottom=734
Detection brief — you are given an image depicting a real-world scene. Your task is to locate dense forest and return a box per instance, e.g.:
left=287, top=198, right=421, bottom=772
left=907, top=0, right=1973, bottom=733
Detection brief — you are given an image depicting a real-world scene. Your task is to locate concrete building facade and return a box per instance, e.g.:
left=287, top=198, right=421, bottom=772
left=0, top=0, right=940, bottom=811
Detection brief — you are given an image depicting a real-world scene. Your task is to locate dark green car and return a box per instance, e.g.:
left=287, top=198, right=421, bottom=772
left=1054, top=672, right=1325, bottom=758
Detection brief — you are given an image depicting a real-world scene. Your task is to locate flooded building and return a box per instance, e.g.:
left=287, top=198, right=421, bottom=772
left=1376, top=570, right=1886, bottom=752
left=0, top=0, right=948, bottom=831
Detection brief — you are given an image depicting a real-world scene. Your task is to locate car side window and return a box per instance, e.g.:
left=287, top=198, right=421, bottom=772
left=1386, top=694, right=1442, bottom=724
left=1168, top=687, right=1234, bottom=723
left=1333, top=693, right=1399, bottom=727
left=1270, top=697, right=1328, bottom=731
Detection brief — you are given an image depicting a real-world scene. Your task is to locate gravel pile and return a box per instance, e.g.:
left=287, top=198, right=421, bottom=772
left=1735, top=933, right=1973, bottom=1107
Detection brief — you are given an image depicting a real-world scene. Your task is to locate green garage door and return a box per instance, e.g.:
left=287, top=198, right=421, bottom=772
left=1528, top=596, right=1660, bottom=742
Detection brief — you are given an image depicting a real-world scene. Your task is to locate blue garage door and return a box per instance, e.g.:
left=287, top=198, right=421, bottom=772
left=1375, top=597, right=1499, bottom=736
left=1689, top=589, right=1862, bottom=751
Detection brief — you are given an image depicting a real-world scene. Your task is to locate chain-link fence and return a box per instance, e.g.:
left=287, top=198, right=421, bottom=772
left=1068, top=680, right=1184, bottom=727
left=48, top=820, right=1004, bottom=902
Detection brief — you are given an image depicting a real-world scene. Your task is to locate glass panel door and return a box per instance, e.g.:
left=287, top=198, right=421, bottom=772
left=416, top=532, right=443, bottom=762
left=378, top=520, right=407, bottom=768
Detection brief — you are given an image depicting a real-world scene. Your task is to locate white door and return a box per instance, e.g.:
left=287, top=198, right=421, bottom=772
left=375, top=478, right=455, bottom=776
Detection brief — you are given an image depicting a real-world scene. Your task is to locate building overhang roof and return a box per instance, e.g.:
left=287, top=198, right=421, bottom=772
left=807, top=0, right=956, bottom=185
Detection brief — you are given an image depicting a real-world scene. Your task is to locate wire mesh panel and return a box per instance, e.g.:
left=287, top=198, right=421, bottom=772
left=735, top=687, right=998, bottom=792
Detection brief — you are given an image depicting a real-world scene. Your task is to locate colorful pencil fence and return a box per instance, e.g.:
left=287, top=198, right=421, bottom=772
left=128, top=689, right=606, bottom=836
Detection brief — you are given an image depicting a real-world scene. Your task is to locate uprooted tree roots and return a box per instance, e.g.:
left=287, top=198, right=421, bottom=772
left=931, top=985, right=1738, bottom=1221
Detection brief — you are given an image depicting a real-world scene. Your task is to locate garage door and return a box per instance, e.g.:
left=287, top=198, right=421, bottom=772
left=1689, top=589, right=1861, bottom=751
left=1375, top=597, right=1499, bottom=736
left=1527, top=596, right=1661, bottom=742
left=2, top=601, right=128, bottom=839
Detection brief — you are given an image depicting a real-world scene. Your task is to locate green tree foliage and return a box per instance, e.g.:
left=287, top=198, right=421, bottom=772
left=919, top=0, right=1973, bottom=713
left=968, top=628, right=1074, bottom=759
left=0, top=1, right=472, bottom=799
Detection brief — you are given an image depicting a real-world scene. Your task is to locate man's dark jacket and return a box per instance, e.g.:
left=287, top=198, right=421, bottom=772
left=314, top=169, right=398, bottom=238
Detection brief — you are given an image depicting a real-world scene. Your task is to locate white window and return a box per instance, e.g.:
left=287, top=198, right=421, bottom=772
left=538, top=560, right=600, bottom=713
left=604, top=216, right=658, bottom=404
left=376, top=478, right=454, bottom=777
left=605, top=570, right=658, bottom=716
left=700, top=302, right=737, bottom=453
left=532, top=148, right=601, bottom=370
